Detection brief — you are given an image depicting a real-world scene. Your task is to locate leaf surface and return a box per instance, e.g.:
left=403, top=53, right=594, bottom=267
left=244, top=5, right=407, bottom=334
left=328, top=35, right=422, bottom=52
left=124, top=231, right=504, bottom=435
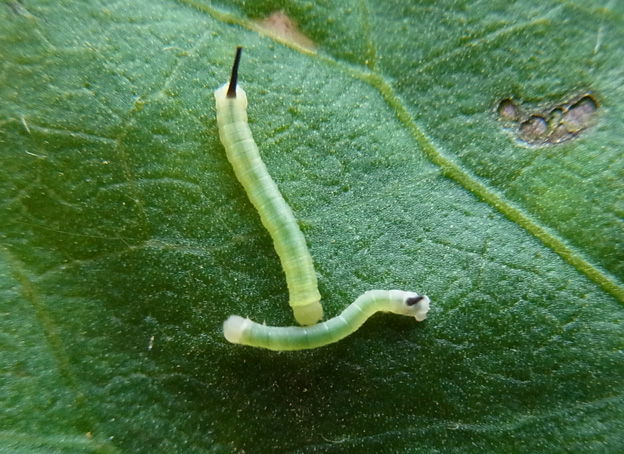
left=1, top=1, right=622, bottom=452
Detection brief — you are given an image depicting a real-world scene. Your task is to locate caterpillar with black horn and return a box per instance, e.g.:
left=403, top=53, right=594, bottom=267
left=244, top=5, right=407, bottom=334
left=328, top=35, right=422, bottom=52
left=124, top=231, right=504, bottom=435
left=214, top=46, right=323, bottom=326
left=215, top=47, right=431, bottom=351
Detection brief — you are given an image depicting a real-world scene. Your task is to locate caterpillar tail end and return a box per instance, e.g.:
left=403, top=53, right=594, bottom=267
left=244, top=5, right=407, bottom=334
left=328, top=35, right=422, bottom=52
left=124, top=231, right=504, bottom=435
left=223, top=315, right=251, bottom=344
left=293, top=302, right=323, bottom=326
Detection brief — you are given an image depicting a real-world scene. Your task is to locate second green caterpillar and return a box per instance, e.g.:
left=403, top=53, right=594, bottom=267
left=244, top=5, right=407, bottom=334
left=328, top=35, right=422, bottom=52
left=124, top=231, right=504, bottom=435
left=224, top=290, right=430, bottom=351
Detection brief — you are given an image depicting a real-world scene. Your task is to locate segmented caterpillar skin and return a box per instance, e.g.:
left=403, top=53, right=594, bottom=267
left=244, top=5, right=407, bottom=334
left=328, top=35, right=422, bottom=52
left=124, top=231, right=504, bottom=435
left=223, top=290, right=430, bottom=351
left=214, top=48, right=322, bottom=326
left=216, top=48, right=432, bottom=351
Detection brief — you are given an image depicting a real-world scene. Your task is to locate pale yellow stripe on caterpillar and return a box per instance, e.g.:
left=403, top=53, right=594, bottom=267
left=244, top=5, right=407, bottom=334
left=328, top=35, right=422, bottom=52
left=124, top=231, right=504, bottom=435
left=214, top=47, right=322, bottom=325
left=223, top=290, right=430, bottom=351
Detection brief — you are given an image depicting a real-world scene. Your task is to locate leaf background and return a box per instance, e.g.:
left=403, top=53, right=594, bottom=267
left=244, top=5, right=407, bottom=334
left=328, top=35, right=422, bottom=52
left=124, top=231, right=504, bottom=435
left=1, top=0, right=622, bottom=453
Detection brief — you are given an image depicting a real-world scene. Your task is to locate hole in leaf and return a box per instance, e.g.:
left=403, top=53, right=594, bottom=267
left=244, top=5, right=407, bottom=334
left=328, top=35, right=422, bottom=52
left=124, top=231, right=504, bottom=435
left=497, top=94, right=599, bottom=145
left=563, top=96, right=598, bottom=133
left=520, top=115, right=548, bottom=140
left=498, top=98, right=518, bottom=121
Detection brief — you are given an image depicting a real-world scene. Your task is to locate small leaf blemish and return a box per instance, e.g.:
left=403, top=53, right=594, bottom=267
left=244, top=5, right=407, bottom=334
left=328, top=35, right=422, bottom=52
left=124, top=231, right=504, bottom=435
left=498, top=93, right=599, bottom=145
left=562, top=96, right=598, bottom=133
left=254, top=11, right=316, bottom=51
left=520, top=115, right=547, bottom=140
left=498, top=98, right=517, bottom=121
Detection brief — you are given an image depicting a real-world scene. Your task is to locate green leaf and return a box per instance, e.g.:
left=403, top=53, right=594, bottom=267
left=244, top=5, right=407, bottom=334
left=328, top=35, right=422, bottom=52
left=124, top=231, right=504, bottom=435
left=1, top=1, right=622, bottom=452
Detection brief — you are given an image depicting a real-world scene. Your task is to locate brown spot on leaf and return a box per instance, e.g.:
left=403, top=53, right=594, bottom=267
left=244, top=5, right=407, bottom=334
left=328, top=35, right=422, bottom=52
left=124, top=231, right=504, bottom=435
left=498, top=98, right=518, bottom=121
left=520, top=115, right=548, bottom=140
left=562, top=96, right=598, bottom=133
left=497, top=94, right=599, bottom=145
left=549, top=124, right=570, bottom=143
left=255, top=11, right=316, bottom=51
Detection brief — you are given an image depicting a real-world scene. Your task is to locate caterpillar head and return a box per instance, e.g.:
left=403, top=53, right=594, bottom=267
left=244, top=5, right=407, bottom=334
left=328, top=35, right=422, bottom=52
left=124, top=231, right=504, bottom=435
left=406, top=294, right=430, bottom=321
left=389, top=290, right=430, bottom=321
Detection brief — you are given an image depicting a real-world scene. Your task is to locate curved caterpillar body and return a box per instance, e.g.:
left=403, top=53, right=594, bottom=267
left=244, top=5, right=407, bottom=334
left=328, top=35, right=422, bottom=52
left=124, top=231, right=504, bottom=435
left=223, top=290, right=430, bottom=351
left=214, top=47, right=322, bottom=325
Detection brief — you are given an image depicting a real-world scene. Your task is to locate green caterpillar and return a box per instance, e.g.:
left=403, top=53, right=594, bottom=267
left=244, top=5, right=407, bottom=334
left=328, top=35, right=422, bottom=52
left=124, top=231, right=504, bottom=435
left=214, top=47, right=322, bottom=326
left=215, top=48, right=431, bottom=351
left=223, top=290, right=430, bottom=351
